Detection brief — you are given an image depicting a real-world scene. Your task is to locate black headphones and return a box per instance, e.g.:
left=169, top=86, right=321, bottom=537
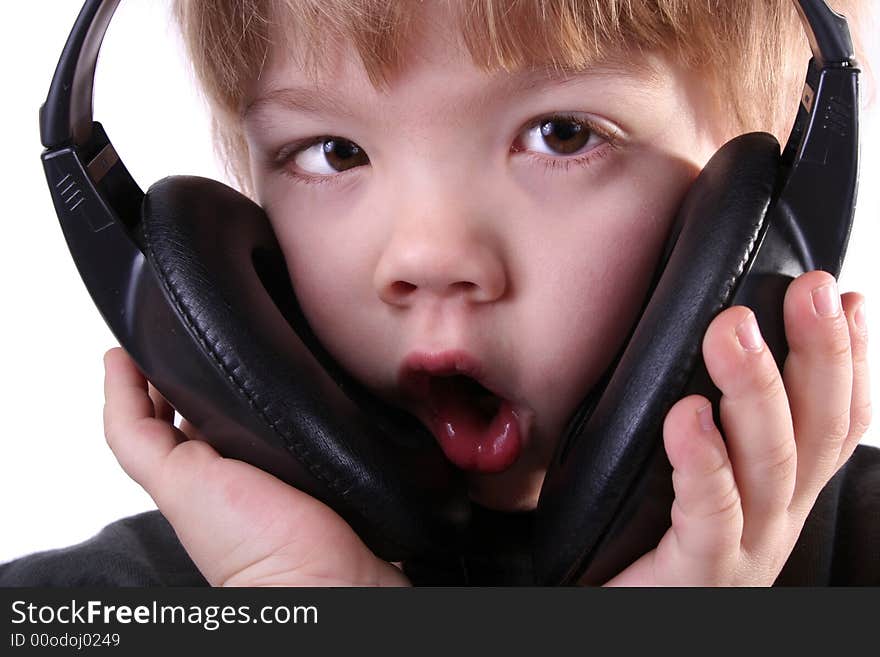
left=41, top=0, right=859, bottom=585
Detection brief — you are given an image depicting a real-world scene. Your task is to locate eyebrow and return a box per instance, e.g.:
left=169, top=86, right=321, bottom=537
left=243, top=65, right=635, bottom=124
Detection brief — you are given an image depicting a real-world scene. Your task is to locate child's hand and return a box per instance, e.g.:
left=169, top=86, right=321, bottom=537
left=605, top=270, right=870, bottom=586
left=102, top=347, right=410, bottom=587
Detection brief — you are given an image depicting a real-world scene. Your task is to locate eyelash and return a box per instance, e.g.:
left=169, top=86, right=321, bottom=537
left=273, top=113, right=621, bottom=188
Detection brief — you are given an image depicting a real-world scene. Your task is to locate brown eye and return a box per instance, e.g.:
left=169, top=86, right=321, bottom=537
left=321, top=139, right=369, bottom=170
left=292, top=137, right=369, bottom=175
left=541, top=119, right=591, bottom=155
left=540, top=118, right=589, bottom=154
left=518, top=114, right=607, bottom=158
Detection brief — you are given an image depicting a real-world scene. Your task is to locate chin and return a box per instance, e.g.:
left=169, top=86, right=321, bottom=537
left=465, top=463, right=546, bottom=512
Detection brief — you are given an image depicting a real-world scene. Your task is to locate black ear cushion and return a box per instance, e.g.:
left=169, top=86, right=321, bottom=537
left=139, top=176, right=465, bottom=560
left=535, top=133, right=783, bottom=585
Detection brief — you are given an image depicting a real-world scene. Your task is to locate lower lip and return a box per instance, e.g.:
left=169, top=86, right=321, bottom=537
left=426, top=397, right=523, bottom=474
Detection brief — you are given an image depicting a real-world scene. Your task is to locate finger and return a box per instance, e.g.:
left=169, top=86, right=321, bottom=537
left=660, top=395, right=743, bottom=584
left=612, top=395, right=743, bottom=586
left=102, top=347, right=188, bottom=494
left=148, top=382, right=175, bottom=425
left=702, top=305, right=796, bottom=548
left=781, top=272, right=853, bottom=513
left=103, top=347, right=153, bottom=421
left=837, top=293, right=871, bottom=469
left=603, top=396, right=744, bottom=587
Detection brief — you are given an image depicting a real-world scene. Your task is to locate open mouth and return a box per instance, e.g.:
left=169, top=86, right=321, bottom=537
left=402, top=369, right=523, bottom=474
left=430, top=374, right=502, bottom=422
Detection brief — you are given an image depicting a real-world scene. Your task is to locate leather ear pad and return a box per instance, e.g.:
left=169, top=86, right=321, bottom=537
left=534, top=133, right=783, bottom=585
left=139, top=177, right=469, bottom=560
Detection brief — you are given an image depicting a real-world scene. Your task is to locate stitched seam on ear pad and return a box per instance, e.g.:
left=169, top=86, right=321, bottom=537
left=640, top=144, right=781, bottom=419
left=658, top=210, right=767, bottom=408
left=139, top=206, right=396, bottom=536
left=141, top=219, right=320, bottom=478
left=712, top=211, right=766, bottom=323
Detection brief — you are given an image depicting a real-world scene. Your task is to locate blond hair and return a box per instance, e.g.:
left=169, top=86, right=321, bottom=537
left=172, top=0, right=870, bottom=193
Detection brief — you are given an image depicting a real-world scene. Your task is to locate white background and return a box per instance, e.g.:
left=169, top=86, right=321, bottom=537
left=0, top=1, right=877, bottom=564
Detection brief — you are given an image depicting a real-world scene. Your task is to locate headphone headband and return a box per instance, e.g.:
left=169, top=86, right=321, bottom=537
left=40, top=0, right=119, bottom=150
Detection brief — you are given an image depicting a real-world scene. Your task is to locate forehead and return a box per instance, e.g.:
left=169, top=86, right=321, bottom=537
left=245, top=65, right=653, bottom=125
left=244, top=0, right=664, bottom=121
left=245, top=29, right=665, bottom=133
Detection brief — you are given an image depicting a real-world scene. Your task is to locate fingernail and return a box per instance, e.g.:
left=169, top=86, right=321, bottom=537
left=696, top=403, right=715, bottom=432
left=854, top=301, right=868, bottom=336
left=811, top=282, right=840, bottom=317
left=735, top=313, right=763, bottom=352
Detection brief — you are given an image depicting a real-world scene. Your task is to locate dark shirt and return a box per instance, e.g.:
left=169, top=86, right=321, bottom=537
left=2, top=445, right=878, bottom=586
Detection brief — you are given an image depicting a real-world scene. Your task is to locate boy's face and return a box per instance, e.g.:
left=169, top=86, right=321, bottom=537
left=243, top=10, right=728, bottom=511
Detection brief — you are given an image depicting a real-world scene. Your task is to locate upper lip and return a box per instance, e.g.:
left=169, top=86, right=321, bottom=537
left=397, top=349, right=502, bottom=403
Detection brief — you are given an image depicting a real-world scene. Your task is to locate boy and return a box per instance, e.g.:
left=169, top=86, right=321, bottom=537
left=2, top=0, right=876, bottom=586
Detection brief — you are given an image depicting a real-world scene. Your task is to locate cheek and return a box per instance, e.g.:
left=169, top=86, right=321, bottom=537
left=262, top=190, right=392, bottom=386
left=515, top=149, right=699, bottom=419
left=519, top=240, right=655, bottom=424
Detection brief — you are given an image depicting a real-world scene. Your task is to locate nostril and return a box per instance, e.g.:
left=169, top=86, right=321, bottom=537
left=390, top=281, right=417, bottom=296
left=450, top=281, right=478, bottom=294
left=381, top=278, right=498, bottom=304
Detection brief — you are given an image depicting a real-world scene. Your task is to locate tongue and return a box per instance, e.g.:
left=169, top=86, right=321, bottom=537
left=426, top=377, right=522, bottom=473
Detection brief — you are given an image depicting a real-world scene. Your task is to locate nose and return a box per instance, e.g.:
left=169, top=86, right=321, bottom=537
left=373, top=207, right=508, bottom=307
